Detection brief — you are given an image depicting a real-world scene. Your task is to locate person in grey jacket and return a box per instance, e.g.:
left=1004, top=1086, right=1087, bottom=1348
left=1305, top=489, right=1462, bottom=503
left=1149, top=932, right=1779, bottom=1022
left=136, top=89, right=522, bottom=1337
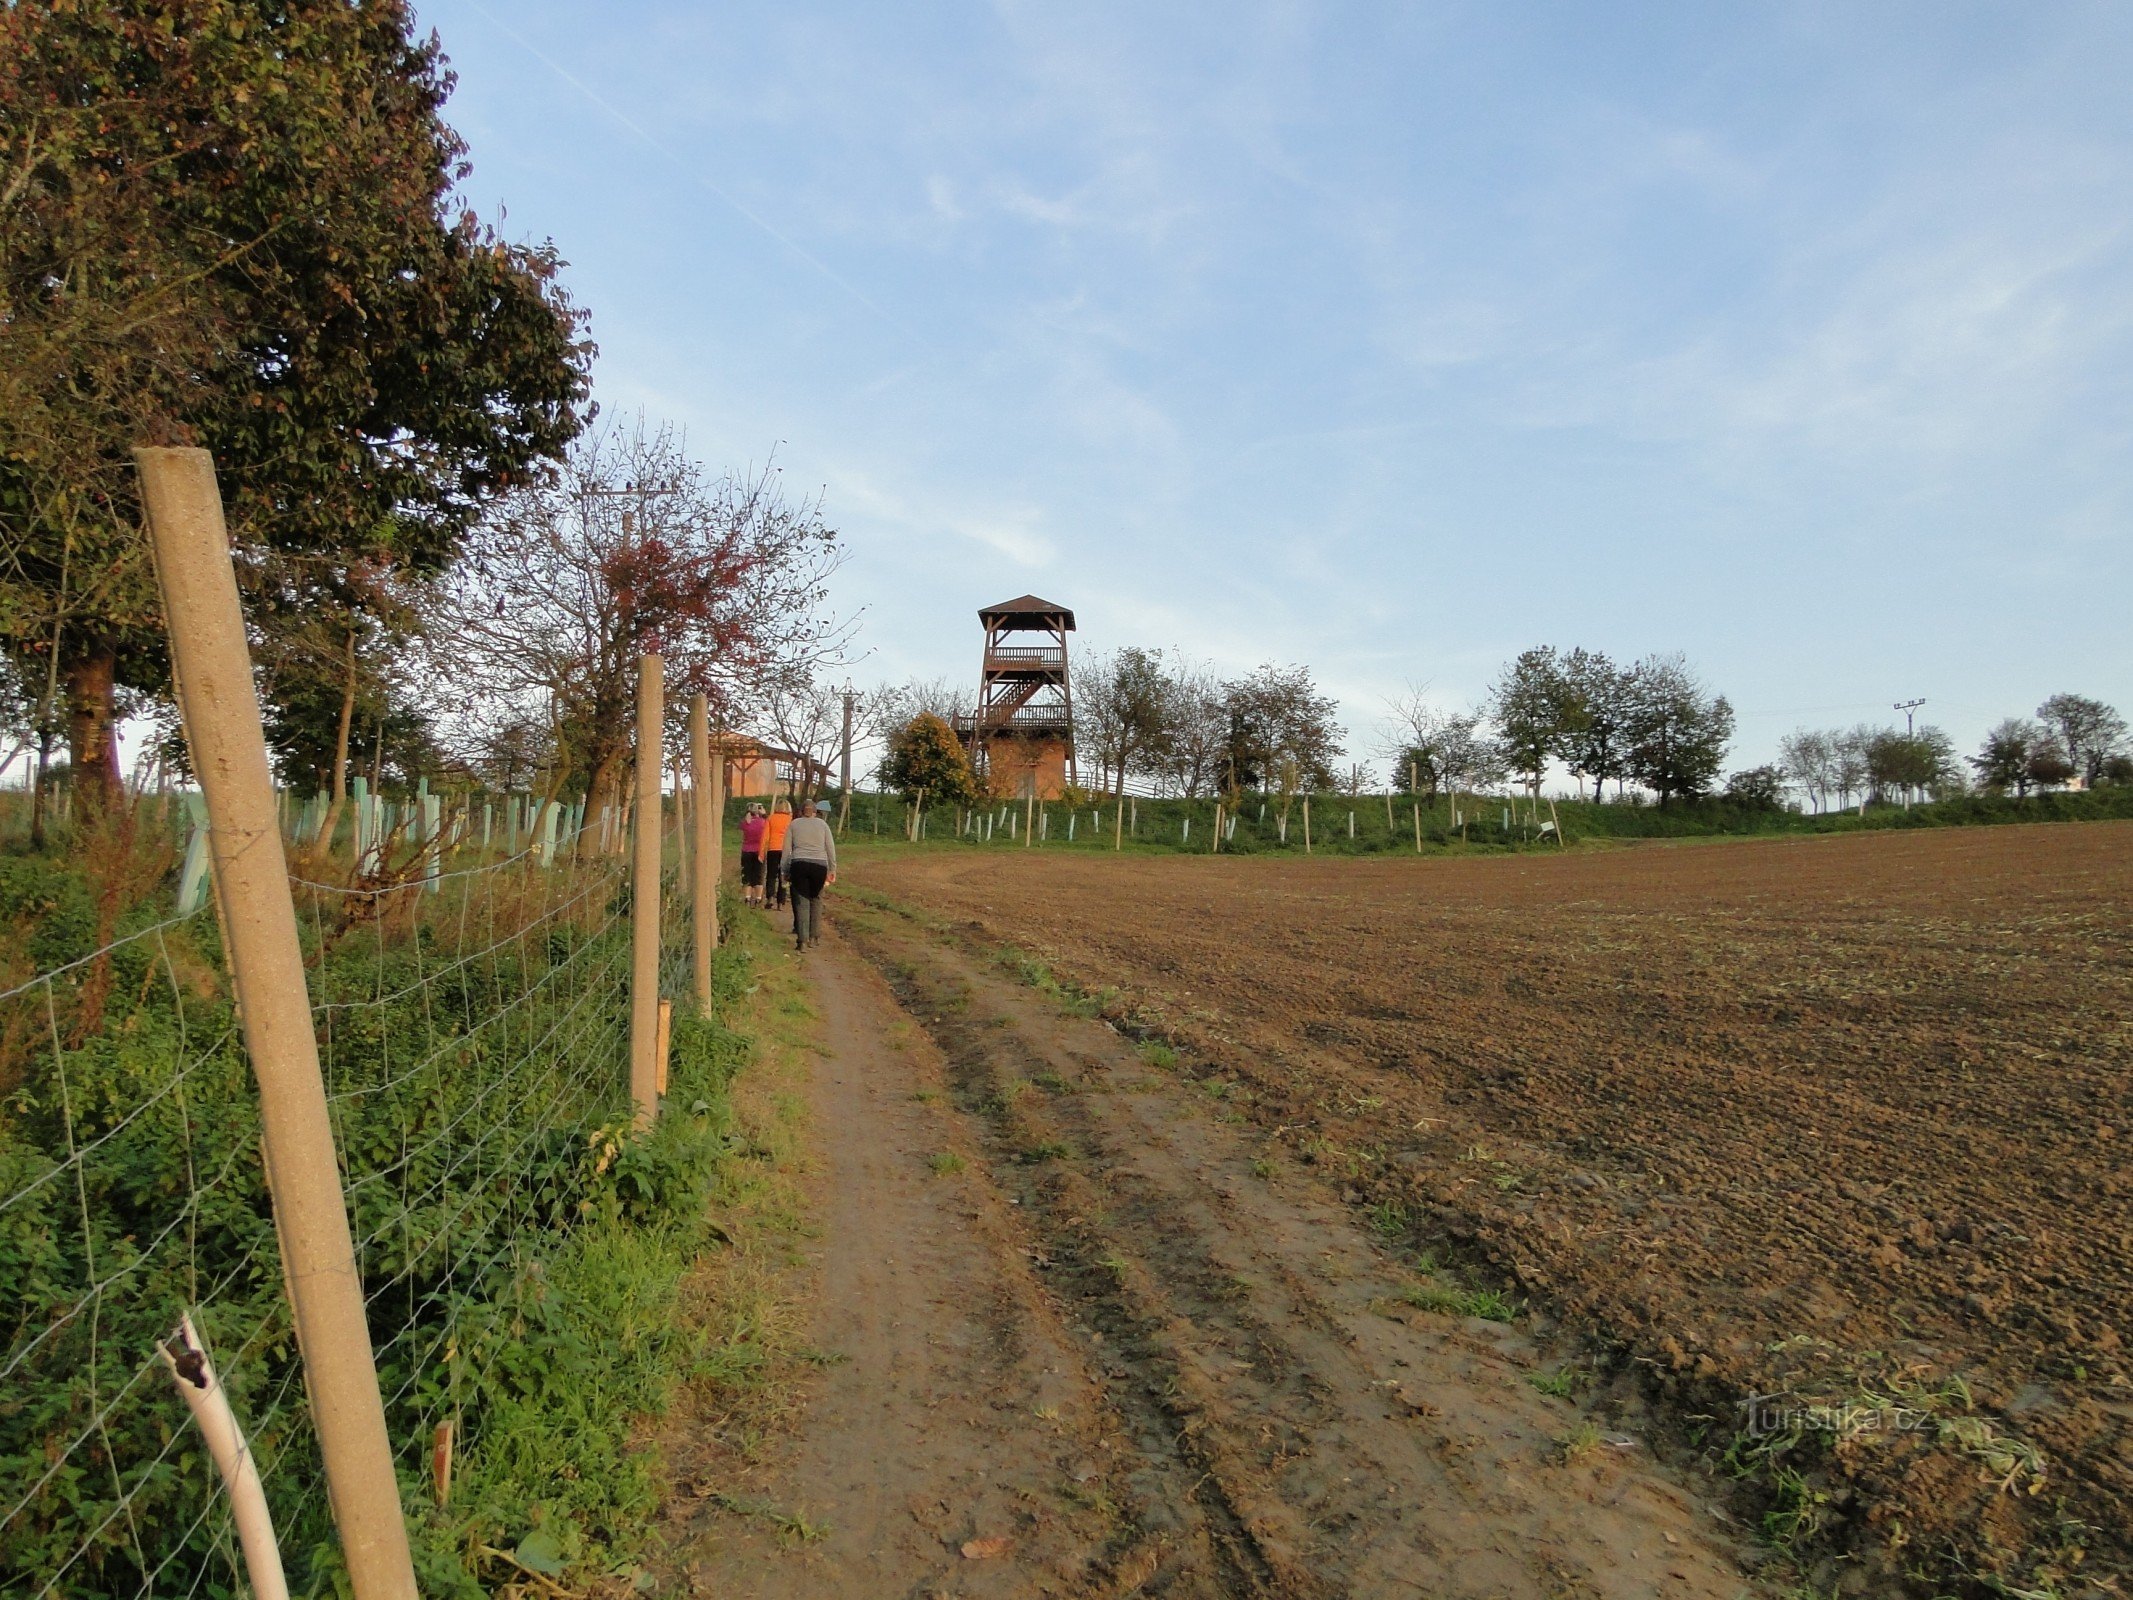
left=783, top=800, right=838, bottom=951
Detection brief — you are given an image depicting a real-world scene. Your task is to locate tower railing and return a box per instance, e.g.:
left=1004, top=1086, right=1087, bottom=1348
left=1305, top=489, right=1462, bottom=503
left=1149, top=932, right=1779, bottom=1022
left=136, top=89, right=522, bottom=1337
left=956, top=705, right=1072, bottom=730
left=983, top=646, right=1066, bottom=669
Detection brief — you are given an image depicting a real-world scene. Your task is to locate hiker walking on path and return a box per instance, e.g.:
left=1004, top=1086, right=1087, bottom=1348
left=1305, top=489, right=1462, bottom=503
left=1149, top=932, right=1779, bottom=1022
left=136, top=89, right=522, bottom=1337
left=739, top=803, right=767, bottom=908
left=762, top=797, right=793, bottom=910
left=785, top=799, right=837, bottom=951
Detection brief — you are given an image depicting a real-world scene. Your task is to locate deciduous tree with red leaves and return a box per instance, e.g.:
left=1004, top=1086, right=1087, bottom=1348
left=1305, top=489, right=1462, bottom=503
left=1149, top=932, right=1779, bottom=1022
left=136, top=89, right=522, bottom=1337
left=429, top=419, right=851, bottom=820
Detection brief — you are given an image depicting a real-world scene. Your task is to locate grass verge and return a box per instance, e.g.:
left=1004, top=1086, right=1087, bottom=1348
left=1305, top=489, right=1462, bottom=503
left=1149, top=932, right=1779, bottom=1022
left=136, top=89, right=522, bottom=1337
left=405, top=897, right=796, bottom=1597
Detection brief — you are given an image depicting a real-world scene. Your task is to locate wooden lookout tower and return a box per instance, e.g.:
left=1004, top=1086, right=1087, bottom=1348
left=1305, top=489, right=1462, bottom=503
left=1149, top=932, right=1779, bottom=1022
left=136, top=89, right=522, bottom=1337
left=958, top=595, right=1077, bottom=798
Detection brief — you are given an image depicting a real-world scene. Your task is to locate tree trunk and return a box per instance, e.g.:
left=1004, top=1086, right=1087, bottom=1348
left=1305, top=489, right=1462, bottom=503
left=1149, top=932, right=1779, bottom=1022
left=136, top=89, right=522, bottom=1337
left=584, top=747, right=624, bottom=856
left=30, top=724, right=55, bottom=848
left=65, top=643, right=123, bottom=808
left=313, top=628, right=359, bottom=859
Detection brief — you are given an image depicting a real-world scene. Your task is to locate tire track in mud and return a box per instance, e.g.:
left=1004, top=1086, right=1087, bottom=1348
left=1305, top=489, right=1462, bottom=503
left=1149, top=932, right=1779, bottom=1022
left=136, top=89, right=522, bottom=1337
left=857, top=927, right=1302, bottom=1599
left=842, top=897, right=1762, bottom=1600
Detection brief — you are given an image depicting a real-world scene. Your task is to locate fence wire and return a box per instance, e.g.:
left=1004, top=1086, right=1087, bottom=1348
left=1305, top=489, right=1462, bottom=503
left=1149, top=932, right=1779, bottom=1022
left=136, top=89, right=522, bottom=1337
left=0, top=796, right=683, bottom=1598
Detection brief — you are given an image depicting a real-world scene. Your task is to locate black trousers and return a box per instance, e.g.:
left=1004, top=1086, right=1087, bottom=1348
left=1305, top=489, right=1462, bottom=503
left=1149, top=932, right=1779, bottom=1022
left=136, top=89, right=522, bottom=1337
left=788, top=859, right=829, bottom=943
left=764, top=849, right=785, bottom=905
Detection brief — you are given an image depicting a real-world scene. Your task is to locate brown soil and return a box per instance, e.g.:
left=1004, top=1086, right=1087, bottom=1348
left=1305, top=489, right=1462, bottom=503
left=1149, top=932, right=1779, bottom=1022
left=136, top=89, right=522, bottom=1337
left=847, top=822, right=2133, bottom=1597
left=661, top=910, right=1769, bottom=1598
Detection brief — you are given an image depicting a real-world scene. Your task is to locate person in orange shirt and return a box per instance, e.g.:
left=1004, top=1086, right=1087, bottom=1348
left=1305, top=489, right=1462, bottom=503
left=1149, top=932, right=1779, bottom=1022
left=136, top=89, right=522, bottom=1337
left=760, top=797, right=793, bottom=910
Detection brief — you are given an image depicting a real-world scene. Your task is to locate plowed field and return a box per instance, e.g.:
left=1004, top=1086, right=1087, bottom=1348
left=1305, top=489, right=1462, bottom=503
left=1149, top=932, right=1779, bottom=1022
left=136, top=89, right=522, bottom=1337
left=850, top=822, right=2133, bottom=1597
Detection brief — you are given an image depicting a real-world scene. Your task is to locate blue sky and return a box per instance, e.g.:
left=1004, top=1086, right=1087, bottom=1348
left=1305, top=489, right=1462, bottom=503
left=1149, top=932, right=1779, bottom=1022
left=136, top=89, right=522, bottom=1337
left=422, top=0, right=2133, bottom=776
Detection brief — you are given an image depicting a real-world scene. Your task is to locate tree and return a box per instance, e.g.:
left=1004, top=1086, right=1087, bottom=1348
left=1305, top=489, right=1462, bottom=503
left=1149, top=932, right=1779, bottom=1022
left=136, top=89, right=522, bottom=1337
left=1922, top=732, right=1968, bottom=800
left=868, top=677, right=973, bottom=743
left=1382, top=688, right=1495, bottom=801
left=1219, top=664, right=1343, bottom=794
left=1078, top=646, right=1174, bottom=796
left=760, top=670, right=846, bottom=802
left=260, top=616, right=425, bottom=792
left=1971, top=719, right=2042, bottom=796
left=256, top=552, right=429, bottom=862
left=1778, top=729, right=1838, bottom=812
left=2035, top=694, right=2127, bottom=786
left=878, top=712, right=979, bottom=806
left=1623, top=654, right=1733, bottom=807
left=429, top=421, right=849, bottom=819
left=1724, top=765, right=1785, bottom=811
left=1559, top=648, right=1634, bottom=801
left=1864, top=727, right=1959, bottom=806
left=1157, top=661, right=1228, bottom=798
left=1832, top=727, right=1874, bottom=810
left=1, top=1, right=594, bottom=806
left=1489, top=646, right=1570, bottom=800
left=2026, top=745, right=2075, bottom=791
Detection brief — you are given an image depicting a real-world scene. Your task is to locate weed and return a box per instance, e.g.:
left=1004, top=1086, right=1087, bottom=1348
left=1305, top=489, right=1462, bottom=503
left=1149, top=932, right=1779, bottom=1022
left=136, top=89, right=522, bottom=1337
left=1137, top=1039, right=1179, bottom=1070
left=1250, top=1157, right=1278, bottom=1181
left=707, top=1493, right=829, bottom=1546
left=1394, top=1280, right=1519, bottom=1322
left=1367, top=1200, right=1410, bottom=1239
left=1761, top=1465, right=1830, bottom=1549
left=1937, top=1414, right=2047, bottom=1494
left=1528, top=1366, right=1584, bottom=1399
left=1022, top=1140, right=1074, bottom=1163
left=910, top=1089, right=939, bottom=1103
left=927, top=1151, right=966, bottom=1176
left=1098, top=1252, right=1131, bottom=1282
left=1462, top=1287, right=1520, bottom=1322
left=1059, top=1480, right=1118, bottom=1518
left=1032, top=1071, right=1077, bottom=1094
left=1393, top=1281, right=1464, bottom=1314
left=1555, top=1422, right=1603, bottom=1464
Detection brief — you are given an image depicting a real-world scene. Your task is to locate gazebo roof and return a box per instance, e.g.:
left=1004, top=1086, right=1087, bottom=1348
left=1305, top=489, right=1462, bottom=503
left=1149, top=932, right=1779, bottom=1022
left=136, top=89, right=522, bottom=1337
left=978, top=594, right=1075, bottom=630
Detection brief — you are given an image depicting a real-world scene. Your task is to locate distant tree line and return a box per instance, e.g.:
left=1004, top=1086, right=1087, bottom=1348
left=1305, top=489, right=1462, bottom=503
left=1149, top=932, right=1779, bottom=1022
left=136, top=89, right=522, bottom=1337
left=871, top=637, right=2129, bottom=819
left=869, top=652, right=1349, bottom=801
left=1779, top=694, right=2130, bottom=812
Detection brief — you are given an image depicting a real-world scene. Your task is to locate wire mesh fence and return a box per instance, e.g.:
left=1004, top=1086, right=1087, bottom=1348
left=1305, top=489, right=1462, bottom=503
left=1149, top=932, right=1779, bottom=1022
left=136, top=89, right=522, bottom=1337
left=0, top=799, right=681, bottom=1597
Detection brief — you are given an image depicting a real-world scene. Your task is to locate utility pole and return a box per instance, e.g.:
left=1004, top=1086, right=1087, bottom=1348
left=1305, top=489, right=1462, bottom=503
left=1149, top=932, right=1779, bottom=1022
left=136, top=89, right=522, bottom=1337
left=838, top=686, right=855, bottom=832
left=584, top=478, right=682, bottom=531
left=1893, top=698, right=1927, bottom=810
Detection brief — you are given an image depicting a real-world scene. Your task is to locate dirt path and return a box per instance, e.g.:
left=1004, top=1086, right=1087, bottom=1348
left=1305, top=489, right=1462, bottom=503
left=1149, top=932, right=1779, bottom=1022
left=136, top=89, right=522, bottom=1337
left=665, top=904, right=1764, bottom=1598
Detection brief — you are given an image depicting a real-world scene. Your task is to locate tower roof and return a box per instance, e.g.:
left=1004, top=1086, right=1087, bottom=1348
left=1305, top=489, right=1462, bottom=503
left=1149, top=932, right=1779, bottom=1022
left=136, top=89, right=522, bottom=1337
left=978, top=594, right=1075, bottom=630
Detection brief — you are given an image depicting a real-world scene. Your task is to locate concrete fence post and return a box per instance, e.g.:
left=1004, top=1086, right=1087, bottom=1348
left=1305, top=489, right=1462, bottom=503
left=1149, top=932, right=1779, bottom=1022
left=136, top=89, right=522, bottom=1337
left=689, top=693, right=719, bottom=1012
left=631, top=654, right=664, bottom=1129
left=134, top=447, right=417, bottom=1600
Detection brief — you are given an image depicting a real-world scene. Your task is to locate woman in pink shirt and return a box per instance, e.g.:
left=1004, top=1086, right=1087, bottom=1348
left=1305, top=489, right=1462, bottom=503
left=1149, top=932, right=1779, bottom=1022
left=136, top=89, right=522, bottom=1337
left=738, top=804, right=767, bottom=907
